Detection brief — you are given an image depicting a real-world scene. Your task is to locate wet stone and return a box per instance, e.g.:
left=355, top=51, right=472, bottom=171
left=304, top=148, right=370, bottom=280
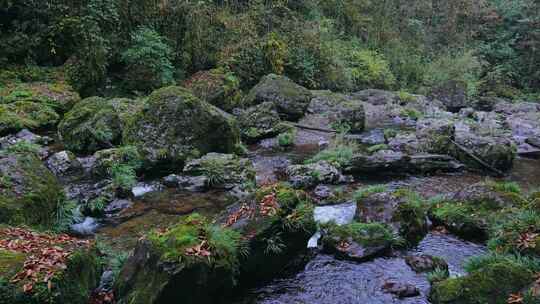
left=382, top=281, right=420, bottom=298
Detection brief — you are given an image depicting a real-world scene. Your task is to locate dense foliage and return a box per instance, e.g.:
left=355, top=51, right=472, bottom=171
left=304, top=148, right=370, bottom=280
left=1, top=0, right=538, bottom=99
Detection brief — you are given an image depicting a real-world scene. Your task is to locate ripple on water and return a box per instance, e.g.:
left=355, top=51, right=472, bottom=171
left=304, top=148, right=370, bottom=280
left=239, top=233, right=486, bottom=304
left=413, top=233, right=486, bottom=277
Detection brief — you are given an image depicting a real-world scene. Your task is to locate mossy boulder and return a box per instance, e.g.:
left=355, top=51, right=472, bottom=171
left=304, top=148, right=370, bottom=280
left=0, top=82, right=80, bottom=113
left=235, top=183, right=317, bottom=285
left=0, top=101, right=60, bottom=135
left=59, top=97, right=141, bottom=154
left=115, top=214, right=242, bottom=304
left=0, top=151, right=65, bottom=228
left=0, top=228, right=101, bottom=304
left=430, top=262, right=534, bottom=304
left=452, top=121, right=516, bottom=172
left=182, top=153, right=255, bottom=189
left=328, top=101, right=366, bottom=133
left=123, top=86, right=240, bottom=169
left=430, top=182, right=524, bottom=242
left=183, top=68, right=241, bottom=112
left=321, top=221, right=395, bottom=261
left=245, top=74, right=312, bottom=121
left=416, top=118, right=455, bottom=154
left=237, top=102, right=290, bottom=142
left=354, top=189, right=429, bottom=246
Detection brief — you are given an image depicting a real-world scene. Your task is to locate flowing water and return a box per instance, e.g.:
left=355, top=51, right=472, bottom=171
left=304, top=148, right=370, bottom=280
left=88, top=123, right=540, bottom=303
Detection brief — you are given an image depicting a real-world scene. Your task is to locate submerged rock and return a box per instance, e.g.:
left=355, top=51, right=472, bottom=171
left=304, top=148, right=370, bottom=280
left=245, top=74, right=312, bottom=121
left=123, top=86, right=240, bottom=169
left=405, top=255, right=448, bottom=273
left=382, top=281, right=420, bottom=298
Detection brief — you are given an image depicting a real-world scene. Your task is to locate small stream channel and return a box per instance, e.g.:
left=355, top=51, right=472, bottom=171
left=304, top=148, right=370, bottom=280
left=86, top=125, right=540, bottom=303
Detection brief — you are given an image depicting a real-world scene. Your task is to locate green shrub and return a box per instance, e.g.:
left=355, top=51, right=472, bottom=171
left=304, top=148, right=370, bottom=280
left=306, top=140, right=357, bottom=168
left=121, top=27, right=174, bottom=93
left=277, top=131, right=296, bottom=147
left=423, top=50, right=483, bottom=98
left=347, top=49, right=396, bottom=90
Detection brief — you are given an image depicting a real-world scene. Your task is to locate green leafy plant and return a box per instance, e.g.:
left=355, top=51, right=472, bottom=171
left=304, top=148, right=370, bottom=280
left=427, top=267, right=450, bottom=284
left=278, top=131, right=296, bottom=147
left=121, top=27, right=174, bottom=93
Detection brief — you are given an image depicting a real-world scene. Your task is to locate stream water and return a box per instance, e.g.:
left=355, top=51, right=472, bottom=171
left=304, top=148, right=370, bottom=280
left=87, top=125, right=540, bottom=303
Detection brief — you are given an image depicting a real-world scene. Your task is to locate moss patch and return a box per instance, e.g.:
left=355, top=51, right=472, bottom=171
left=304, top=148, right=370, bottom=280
left=430, top=262, right=534, bottom=304
left=0, top=151, right=65, bottom=229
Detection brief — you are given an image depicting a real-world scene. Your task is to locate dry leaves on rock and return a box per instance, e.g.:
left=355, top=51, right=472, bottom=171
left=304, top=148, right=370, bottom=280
left=0, top=227, right=91, bottom=293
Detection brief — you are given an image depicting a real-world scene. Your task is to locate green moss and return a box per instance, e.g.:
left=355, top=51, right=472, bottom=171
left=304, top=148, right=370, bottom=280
left=0, top=250, right=27, bottom=278
left=366, top=144, right=388, bottom=154
left=324, top=222, right=395, bottom=248
left=354, top=184, right=387, bottom=201
left=0, top=152, right=66, bottom=229
left=92, top=146, right=142, bottom=178
left=430, top=262, right=534, bottom=304
left=123, top=86, right=240, bottom=168
left=0, top=82, right=80, bottom=113
left=488, top=210, right=540, bottom=256
left=59, top=97, right=140, bottom=153
left=149, top=214, right=242, bottom=271
left=0, top=101, right=59, bottom=135
left=397, top=90, right=417, bottom=103
left=306, top=142, right=357, bottom=168
left=431, top=202, right=489, bottom=241
left=393, top=191, right=429, bottom=245
left=277, top=131, right=295, bottom=147
left=400, top=107, right=422, bottom=120
left=183, top=68, right=242, bottom=111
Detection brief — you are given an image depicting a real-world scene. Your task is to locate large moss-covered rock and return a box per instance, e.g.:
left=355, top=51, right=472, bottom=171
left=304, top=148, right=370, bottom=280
left=430, top=262, right=533, bottom=304
left=431, top=182, right=523, bottom=242
left=59, top=97, right=140, bottom=154
left=0, top=151, right=65, bottom=228
left=245, top=74, right=312, bottom=121
left=451, top=120, right=516, bottom=172
left=0, top=228, right=101, bottom=304
left=234, top=183, right=317, bottom=285
left=123, top=86, right=240, bottom=169
left=0, top=101, right=59, bottom=135
left=237, top=102, right=289, bottom=142
left=0, top=82, right=80, bottom=113
left=115, top=214, right=241, bottom=304
left=183, top=68, right=241, bottom=112
left=354, top=188, right=429, bottom=246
